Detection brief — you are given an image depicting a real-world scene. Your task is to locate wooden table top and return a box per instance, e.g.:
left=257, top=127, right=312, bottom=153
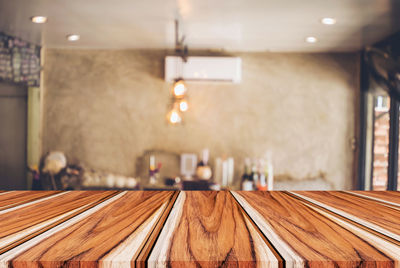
left=0, top=191, right=399, bottom=268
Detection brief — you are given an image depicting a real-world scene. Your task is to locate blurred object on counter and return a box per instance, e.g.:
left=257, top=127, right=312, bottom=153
left=148, top=155, right=162, bottom=185
left=36, top=152, right=140, bottom=190
left=81, top=169, right=138, bottom=190
left=164, top=176, right=181, bottom=186
left=227, top=158, right=234, bottom=186
left=27, top=165, right=42, bottom=190
left=40, top=151, right=68, bottom=190
left=182, top=180, right=210, bottom=190
left=241, top=158, right=254, bottom=190
left=213, top=157, right=222, bottom=186
left=214, top=156, right=234, bottom=188
left=265, top=151, right=274, bottom=190
left=42, top=151, right=67, bottom=175
left=136, top=150, right=180, bottom=185
left=209, top=183, right=221, bottom=191
left=250, top=159, right=259, bottom=188
left=60, top=165, right=83, bottom=189
left=240, top=152, right=274, bottom=191
left=180, top=153, right=197, bottom=179
left=196, top=148, right=212, bottom=180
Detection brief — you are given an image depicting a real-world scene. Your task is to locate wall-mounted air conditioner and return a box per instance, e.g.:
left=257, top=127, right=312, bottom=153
left=165, top=56, right=242, bottom=83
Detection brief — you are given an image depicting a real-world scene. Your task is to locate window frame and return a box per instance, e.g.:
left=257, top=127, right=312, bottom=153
left=358, top=51, right=399, bottom=191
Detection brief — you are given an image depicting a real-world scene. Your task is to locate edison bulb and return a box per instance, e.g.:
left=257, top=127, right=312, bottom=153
left=173, top=80, right=186, bottom=97
left=179, top=100, right=188, bottom=112
left=168, top=110, right=182, bottom=124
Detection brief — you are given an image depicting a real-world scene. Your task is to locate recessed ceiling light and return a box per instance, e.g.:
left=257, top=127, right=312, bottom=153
left=306, top=36, right=318, bottom=43
left=66, top=34, right=80, bottom=41
left=31, top=16, right=47, bottom=24
left=321, top=17, right=336, bottom=25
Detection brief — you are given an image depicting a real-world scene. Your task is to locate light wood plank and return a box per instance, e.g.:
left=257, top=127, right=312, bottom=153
left=0, top=191, right=60, bottom=210
left=6, top=191, right=176, bottom=268
left=0, top=191, right=118, bottom=254
left=233, top=191, right=399, bottom=267
left=291, top=191, right=400, bottom=241
left=149, top=191, right=281, bottom=268
left=346, top=191, right=400, bottom=208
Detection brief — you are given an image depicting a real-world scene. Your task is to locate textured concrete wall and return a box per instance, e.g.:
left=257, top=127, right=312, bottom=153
left=42, top=49, right=359, bottom=190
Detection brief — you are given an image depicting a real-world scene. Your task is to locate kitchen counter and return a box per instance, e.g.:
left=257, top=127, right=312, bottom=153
left=0, top=191, right=399, bottom=267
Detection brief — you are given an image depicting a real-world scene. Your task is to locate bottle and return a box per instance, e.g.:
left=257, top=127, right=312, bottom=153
left=258, top=165, right=268, bottom=191
left=241, top=158, right=254, bottom=191
left=250, top=160, right=259, bottom=187
left=255, top=159, right=267, bottom=191
left=149, top=155, right=156, bottom=184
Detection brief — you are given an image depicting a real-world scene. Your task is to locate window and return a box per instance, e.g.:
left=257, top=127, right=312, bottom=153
left=358, top=34, right=400, bottom=191
left=372, top=95, right=390, bottom=190
left=360, top=90, right=399, bottom=190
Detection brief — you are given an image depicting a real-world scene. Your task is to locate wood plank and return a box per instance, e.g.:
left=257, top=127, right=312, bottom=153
left=0, top=191, right=118, bottom=254
left=291, top=191, right=400, bottom=241
left=148, top=191, right=281, bottom=268
left=135, top=191, right=179, bottom=268
left=3, top=191, right=176, bottom=268
left=0, top=191, right=60, bottom=210
left=232, top=191, right=400, bottom=267
left=345, top=191, right=400, bottom=208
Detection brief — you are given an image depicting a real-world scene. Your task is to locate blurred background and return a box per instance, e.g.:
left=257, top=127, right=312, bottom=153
left=0, top=0, right=400, bottom=191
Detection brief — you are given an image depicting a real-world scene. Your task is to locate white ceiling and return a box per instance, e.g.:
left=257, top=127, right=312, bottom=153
left=0, top=0, right=399, bottom=52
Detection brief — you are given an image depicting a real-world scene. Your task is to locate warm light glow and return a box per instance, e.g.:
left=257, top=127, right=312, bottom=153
left=173, top=80, right=186, bottom=97
left=67, top=34, right=80, bottom=41
left=179, top=99, right=188, bottom=112
left=167, top=109, right=182, bottom=124
left=321, top=17, right=336, bottom=25
left=305, top=36, right=318, bottom=43
left=31, top=16, right=47, bottom=24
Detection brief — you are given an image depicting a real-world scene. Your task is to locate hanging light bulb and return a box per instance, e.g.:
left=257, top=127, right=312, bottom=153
left=179, top=99, right=189, bottom=112
left=173, top=79, right=187, bottom=97
left=167, top=108, right=182, bottom=124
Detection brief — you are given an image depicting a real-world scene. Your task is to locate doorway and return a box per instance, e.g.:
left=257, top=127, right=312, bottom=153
left=0, top=82, right=27, bottom=189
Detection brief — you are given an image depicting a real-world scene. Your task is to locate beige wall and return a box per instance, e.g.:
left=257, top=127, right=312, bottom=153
left=42, top=49, right=359, bottom=190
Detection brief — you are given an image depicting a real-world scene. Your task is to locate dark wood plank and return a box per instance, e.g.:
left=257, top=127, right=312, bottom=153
left=0, top=191, right=60, bottom=210
left=291, top=191, right=400, bottom=241
left=148, top=191, right=281, bottom=268
left=233, top=191, right=400, bottom=267
left=6, top=191, right=176, bottom=268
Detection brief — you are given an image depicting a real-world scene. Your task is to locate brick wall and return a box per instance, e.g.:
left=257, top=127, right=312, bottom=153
left=372, top=109, right=389, bottom=190
left=372, top=107, right=400, bottom=190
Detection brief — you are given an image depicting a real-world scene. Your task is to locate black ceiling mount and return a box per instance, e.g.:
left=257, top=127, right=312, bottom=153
left=175, top=19, right=188, bottom=62
left=365, top=46, right=400, bottom=101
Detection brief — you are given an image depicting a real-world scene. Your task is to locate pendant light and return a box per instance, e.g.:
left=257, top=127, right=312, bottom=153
left=166, top=19, right=190, bottom=125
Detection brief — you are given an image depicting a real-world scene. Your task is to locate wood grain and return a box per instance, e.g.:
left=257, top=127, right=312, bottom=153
left=0, top=190, right=399, bottom=267
left=345, top=191, right=400, bottom=208
left=291, top=191, right=400, bottom=241
left=5, top=191, right=175, bottom=268
left=232, top=191, right=400, bottom=267
left=0, top=191, right=59, bottom=210
left=148, top=191, right=281, bottom=268
left=0, top=191, right=117, bottom=254
left=135, top=191, right=180, bottom=268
